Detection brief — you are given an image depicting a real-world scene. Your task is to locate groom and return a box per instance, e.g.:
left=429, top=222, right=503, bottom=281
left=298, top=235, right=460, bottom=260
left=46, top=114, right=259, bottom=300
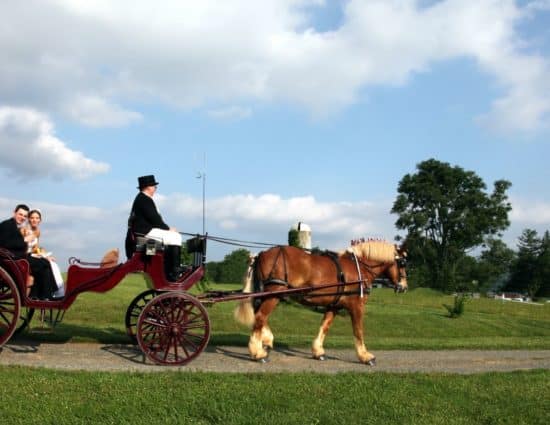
left=0, top=204, right=57, bottom=300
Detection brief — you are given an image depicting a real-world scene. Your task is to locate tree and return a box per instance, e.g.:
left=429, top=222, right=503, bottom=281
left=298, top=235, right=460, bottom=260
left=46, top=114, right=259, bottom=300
left=288, top=228, right=299, bottom=247
left=537, top=231, right=550, bottom=297
left=477, top=238, right=516, bottom=291
left=507, top=229, right=540, bottom=297
left=206, top=248, right=251, bottom=283
left=507, top=229, right=550, bottom=298
left=391, top=159, right=511, bottom=292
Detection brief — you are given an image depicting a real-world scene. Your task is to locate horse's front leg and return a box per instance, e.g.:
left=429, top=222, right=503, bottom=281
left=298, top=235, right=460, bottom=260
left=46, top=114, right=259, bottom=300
left=261, top=324, right=274, bottom=350
left=312, top=309, right=336, bottom=360
left=248, top=297, right=279, bottom=361
left=349, top=297, right=376, bottom=365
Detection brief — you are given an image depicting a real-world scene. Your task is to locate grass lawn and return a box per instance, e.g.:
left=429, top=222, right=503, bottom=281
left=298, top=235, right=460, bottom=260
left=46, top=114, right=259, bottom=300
left=15, top=274, right=550, bottom=350
left=2, top=275, right=549, bottom=424
left=0, top=367, right=548, bottom=424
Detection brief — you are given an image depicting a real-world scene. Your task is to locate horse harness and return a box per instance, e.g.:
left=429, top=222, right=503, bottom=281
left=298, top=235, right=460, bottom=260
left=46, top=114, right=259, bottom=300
left=255, top=247, right=371, bottom=310
left=253, top=246, right=289, bottom=292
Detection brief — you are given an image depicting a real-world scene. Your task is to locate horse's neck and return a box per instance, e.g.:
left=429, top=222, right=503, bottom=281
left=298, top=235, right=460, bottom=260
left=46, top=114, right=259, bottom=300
left=361, top=259, right=392, bottom=280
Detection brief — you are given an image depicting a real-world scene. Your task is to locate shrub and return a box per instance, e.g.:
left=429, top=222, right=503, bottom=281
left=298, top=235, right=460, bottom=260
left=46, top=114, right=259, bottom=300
left=443, top=293, right=469, bottom=318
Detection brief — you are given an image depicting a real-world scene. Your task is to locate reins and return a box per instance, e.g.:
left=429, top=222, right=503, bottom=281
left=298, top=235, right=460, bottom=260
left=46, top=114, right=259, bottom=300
left=181, top=232, right=278, bottom=250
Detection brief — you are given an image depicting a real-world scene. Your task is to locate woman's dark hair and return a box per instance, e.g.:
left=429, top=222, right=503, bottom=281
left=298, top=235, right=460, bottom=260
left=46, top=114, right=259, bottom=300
left=29, top=209, right=42, bottom=219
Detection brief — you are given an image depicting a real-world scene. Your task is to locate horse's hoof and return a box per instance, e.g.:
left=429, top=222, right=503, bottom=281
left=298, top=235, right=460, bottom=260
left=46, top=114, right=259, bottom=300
left=256, top=357, right=269, bottom=364
left=314, top=355, right=326, bottom=361
left=366, top=357, right=376, bottom=366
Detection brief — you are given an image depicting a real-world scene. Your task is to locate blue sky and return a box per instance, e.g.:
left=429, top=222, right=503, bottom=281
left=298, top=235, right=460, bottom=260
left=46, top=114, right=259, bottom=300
left=1, top=0, right=549, bottom=269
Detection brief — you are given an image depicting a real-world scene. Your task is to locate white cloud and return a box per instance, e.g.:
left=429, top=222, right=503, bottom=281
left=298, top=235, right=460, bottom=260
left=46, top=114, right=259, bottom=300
left=207, top=106, right=252, bottom=121
left=0, top=0, right=548, bottom=132
left=64, top=95, right=142, bottom=127
left=2, top=192, right=549, bottom=271
left=1, top=192, right=398, bottom=269
left=510, top=197, right=550, bottom=225
left=163, top=192, right=398, bottom=250
left=0, top=196, right=120, bottom=267
left=0, top=107, right=110, bottom=180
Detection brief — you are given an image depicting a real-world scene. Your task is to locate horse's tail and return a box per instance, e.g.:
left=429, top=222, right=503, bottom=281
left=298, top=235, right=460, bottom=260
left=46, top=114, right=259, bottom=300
left=233, top=253, right=257, bottom=326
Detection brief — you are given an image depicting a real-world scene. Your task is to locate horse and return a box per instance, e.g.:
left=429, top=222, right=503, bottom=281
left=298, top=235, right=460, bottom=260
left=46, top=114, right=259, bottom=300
left=234, top=240, right=407, bottom=364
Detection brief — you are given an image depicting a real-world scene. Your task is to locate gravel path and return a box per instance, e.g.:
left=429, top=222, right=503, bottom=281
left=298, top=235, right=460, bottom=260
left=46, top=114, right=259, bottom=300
left=2, top=340, right=549, bottom=374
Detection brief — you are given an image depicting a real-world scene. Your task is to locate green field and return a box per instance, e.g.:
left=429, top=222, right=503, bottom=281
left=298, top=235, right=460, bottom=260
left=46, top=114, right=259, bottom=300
left=0, top=367, right=548, bottom=424
left=16, top=274, right=550, bottom=350
left=2, top=275, right=549, bottom=424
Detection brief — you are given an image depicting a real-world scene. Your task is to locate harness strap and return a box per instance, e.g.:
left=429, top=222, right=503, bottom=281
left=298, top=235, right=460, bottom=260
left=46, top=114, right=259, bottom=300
left=254, top=247, right=287, bottom=293
left=312, top=251, right=346, bottom=309
left=352, top=252, right=365, bottom=298
left=263, top=279, right=289, bottom=287
left=266, top=247, right=287, bottom=282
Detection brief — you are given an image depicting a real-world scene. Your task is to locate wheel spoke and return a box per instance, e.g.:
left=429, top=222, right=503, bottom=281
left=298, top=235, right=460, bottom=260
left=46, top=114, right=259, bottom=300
left=164, top=335, right=175, bottom=362
left=0, top=268, right=21, bottom=347
left=1, top=311, right=15, bottom=324
left=136, top=292, right=210, bottom=365
left=125, top=290, right=158, bottom=343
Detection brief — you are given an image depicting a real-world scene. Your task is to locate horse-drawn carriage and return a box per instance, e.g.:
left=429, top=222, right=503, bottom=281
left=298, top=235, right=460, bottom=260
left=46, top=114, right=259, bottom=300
left=0, top=235, right=210, bottom=365
left=0, top=235, right=407, bottom=366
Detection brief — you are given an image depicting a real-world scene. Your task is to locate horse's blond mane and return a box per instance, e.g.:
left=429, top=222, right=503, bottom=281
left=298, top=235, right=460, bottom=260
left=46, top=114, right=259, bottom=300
left=345, top=240, right=396, bottom=262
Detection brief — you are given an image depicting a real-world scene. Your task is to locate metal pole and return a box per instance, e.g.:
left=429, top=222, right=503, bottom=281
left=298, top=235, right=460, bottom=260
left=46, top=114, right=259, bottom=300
left=197, top=154, right=206, bottom=235
left=202, top=171, right=206, bottom=235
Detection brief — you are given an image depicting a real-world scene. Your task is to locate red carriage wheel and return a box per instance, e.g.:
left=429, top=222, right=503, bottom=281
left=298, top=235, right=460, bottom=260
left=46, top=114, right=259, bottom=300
left=125, top=289, right=159, bottom=344
left=136, top=292, right=210, bottom=366
left=0, top=266, right=21, bottom=347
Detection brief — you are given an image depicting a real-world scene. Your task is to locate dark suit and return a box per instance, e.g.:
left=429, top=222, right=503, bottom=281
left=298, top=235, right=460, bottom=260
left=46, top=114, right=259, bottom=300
left=0, top=217, right=57, bottom=299
left=129, top=192, right=170, bottom=235
left=125, top=192, right=170, bottom=258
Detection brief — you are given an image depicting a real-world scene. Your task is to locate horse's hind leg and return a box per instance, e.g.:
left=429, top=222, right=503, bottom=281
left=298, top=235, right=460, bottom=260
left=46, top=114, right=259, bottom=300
left=349, top=298, right=376, bottom=365
left=248, top=297, right=279, bottom=361
left=312, top=309, right=336, bottom=360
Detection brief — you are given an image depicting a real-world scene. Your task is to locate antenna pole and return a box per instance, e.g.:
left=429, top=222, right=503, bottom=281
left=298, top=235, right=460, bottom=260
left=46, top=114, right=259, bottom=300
left=197, top=153, right=207, bottom=235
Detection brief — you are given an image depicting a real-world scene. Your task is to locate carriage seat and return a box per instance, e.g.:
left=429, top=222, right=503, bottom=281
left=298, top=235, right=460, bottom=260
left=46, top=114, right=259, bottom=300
left=186, top=236, right=206, bottom=268
left=135, top=236, right=165, bottom=255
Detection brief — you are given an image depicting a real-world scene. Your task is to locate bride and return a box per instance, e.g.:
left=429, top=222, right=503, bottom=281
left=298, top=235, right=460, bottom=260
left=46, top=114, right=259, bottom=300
left=24, top=209, right=64, bottom=298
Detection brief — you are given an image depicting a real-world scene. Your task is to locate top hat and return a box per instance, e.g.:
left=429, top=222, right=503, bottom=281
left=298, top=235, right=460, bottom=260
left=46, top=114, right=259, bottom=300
left=137, top=175, right=159, bottom=189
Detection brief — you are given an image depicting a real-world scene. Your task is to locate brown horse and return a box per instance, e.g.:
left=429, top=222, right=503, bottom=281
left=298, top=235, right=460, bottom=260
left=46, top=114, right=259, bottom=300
left=234, top=240, right=407, bottom=364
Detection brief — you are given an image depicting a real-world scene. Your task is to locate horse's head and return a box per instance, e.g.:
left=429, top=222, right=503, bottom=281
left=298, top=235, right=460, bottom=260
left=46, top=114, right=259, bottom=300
left=389, top=244, right=408, bottom=293
left=346, top=240, right=408, bottom=293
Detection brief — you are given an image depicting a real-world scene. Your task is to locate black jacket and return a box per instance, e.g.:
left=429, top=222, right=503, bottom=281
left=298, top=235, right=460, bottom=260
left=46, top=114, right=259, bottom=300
left=128, top=192, right=169, bottom=236
left=0, top=217, right=27, bottom=258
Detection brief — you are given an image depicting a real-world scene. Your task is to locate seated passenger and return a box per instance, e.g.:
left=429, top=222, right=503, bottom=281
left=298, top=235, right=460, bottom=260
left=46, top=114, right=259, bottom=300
left=26, top=209, right=65, bottom=298
left=0, top=204, right=57, bottom=300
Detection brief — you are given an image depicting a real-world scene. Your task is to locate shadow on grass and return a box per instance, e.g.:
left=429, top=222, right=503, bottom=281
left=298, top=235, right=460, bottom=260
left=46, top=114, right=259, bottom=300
left=101, top=344, right=145, bottom=365
left=212, top=345, right=313, bottom=363
left=209, top=333, right=250, bottom=347
left=12, top=323, right=129, bottom=345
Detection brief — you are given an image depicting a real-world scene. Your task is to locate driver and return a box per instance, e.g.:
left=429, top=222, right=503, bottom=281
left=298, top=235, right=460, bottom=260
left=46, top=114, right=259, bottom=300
left=125, top=175, right=186, bottom=281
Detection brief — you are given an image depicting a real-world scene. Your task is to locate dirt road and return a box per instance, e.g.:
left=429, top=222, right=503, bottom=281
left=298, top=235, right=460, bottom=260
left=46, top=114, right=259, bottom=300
left=2, top=340, right=549, bottom=374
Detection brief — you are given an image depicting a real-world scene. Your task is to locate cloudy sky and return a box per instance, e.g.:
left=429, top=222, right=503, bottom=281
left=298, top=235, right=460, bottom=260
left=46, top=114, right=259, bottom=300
left=1, top=0, right=549, bottom=269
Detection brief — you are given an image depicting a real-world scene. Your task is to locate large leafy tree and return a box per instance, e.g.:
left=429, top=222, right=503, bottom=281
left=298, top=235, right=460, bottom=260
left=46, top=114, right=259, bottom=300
left=392, top=159, right=511, bottom=291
